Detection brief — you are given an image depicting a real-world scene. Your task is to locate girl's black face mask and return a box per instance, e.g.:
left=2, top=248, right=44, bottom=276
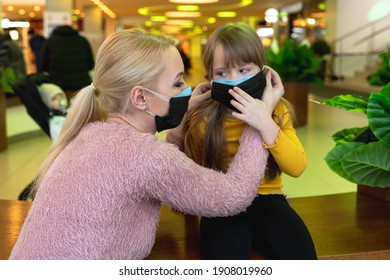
left=211, top=71, right=266, bottom=111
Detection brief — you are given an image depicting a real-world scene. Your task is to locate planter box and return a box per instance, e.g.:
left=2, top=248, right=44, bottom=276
left=283, top=81, right=308, bottom=127
left=358, top=184, right=390, bottom=203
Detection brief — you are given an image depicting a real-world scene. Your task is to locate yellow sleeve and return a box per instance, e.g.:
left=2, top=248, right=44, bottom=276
left=265, top=102, right=307, bottom=178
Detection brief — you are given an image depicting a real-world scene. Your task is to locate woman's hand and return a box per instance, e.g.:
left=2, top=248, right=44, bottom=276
left=188, top=81, right=211, bottom=111
left=261, top=66, right=284, bottom=115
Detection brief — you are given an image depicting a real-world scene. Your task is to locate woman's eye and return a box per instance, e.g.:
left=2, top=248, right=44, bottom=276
left=175, top=81, right=184, bottom=88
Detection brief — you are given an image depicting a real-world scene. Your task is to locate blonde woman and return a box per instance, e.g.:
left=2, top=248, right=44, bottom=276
left=9, top=28, right=274, bottom=260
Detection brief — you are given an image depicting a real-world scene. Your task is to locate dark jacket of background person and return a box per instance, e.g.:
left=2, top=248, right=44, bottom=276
left=0, top=31, right=27, bottom=84
left=28, top=29, right=46, bottom=72
left=41, top=25, right=94, bottom=92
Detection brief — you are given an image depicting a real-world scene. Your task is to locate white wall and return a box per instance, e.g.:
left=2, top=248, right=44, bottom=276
left=333, top=0, right=390, bottom=77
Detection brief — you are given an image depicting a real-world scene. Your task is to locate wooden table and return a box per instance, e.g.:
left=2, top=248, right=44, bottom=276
left=0, top=200, right=32, bottom=259
left=2, top=192, right=390, bottom=260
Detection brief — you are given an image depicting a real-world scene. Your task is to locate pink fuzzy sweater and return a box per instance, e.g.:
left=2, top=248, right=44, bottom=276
left=9, top=122, right=268, bottom=260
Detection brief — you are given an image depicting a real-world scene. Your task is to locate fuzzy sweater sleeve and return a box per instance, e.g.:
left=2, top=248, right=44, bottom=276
left=144, top=126, right=269, bottom=217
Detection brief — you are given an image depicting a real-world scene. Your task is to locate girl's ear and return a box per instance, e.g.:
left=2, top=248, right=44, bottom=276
left=204, top=73, right=211, bottom=81
left=129, top=86, right=148, bottom=111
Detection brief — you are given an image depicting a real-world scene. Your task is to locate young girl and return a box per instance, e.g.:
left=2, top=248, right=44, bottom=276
left=182, top=23, right=317, bottom=260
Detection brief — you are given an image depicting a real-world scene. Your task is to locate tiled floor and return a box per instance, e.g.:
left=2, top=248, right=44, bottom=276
left=0, top=61, right=370, bottom=200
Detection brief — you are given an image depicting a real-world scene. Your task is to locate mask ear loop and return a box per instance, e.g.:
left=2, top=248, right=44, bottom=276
left=144, top=87, right=171, bottom=102
left=144, top=104, right=156, bottom=117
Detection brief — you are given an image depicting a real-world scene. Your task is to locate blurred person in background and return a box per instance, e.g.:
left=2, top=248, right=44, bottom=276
left=28, top=28, right=46, bottom=72
left=41, top=25, right=94, bottom=98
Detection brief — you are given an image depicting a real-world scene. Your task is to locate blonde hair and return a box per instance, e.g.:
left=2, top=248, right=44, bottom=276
left=30, top=28, right=175, bottom=198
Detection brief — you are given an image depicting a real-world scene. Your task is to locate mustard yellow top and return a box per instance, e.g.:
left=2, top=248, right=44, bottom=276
left=185, top=101, right=307, bottom=195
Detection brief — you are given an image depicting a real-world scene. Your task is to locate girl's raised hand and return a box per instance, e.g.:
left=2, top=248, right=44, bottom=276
left=229, top=87, right=270, bottom=132
left=261, top=66, right=284, bottom=115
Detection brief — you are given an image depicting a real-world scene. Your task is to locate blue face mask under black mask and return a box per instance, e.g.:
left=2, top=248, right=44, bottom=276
left=211, top=71, right=266, bottom=111
left=145, top=87, right=192, bottom=132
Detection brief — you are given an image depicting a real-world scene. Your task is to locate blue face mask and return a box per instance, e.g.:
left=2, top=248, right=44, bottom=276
left=211, top=74, right=256, bottom=87
left=145, top=86, right=192, bottom=132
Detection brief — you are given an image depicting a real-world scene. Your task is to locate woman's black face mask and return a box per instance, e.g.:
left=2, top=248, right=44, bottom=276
left=211, top=71, right=266, bottom=111
left=145, top=87, right=192, bottom=132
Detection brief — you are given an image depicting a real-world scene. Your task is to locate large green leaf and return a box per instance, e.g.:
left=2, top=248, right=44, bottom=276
left=322, top=94, right=368, bottom=113
left=367, top=82, right=390, bottom=146
left=341, top=141, right=390, bottom=187
left=324, top=142, right=365, bottom=183
left=332, top=127, right=368, bottom=144
left=353, top=127, right=379, bottom=143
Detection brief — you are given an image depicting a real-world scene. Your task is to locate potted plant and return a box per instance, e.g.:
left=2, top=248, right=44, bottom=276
left=312, top=39, right=331, bottom=80
left=266, top=39, right=322, bottom=127
left=323, top=82, right=390, bottom=202
left=367, top=47, right=390, bottom=86
left=0, top=67, right=16, bottom=152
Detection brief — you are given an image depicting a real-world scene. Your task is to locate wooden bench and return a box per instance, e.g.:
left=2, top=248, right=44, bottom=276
left=2, top=192, right=390, bottom=260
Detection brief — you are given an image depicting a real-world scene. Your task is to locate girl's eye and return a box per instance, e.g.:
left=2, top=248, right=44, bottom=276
left=215, top=71, right=228, bottom=77
left=239, top=69, right=250, bottom=74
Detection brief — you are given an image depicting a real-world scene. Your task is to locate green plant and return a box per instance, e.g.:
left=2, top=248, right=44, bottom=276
left=323, top=82, right=390, bottom=187
left=311, top=39, right=331, bottom=57
left=265, top=39, right=322, bottom=84
left=367, top=47, right=390, bottom=86
left=0, top=67, right=16, bottom=93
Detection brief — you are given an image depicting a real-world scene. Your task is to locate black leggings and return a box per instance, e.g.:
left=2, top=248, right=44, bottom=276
left=200, top=195, right=317, bottom=260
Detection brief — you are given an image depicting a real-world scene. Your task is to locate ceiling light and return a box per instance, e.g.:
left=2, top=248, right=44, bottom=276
left=150, top=16, right=167, bottom=22
left=217, top=11, right=236, bottom=18
left=138, top=8, right=149, bottom=16
left=241, top=0, right=253, bottom=6
left=177, top=5, right=199, bottom=11
left=161, top=25, right=182, bottom=33
left=208, top=17, right=216, bottom=24
left=165, top=11, right=201, bottom=17
left=265, top=8, right=278, bottom=23
left=182, top=24, right=194, bottom=28
left=90, top=0, right=116, bottom=19
left=169, top=0, right=219, bottom=3
left=306, top=18, right=316, bottom=25
left=165, top=19, right=194, bottom=25
left=1, top=19, right=30, bottom=29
